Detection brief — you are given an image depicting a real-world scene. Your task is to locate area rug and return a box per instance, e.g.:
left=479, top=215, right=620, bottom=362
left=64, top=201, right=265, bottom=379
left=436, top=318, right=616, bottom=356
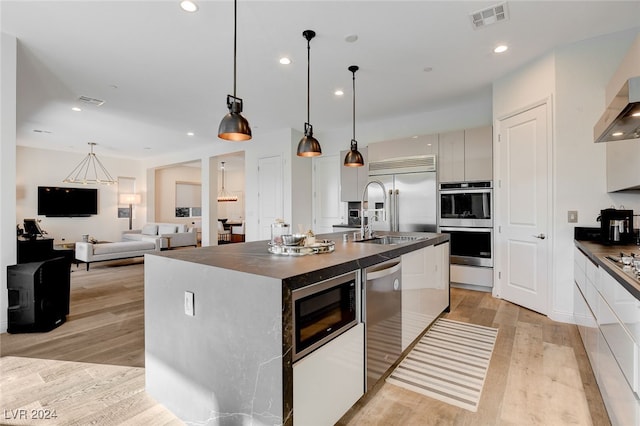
left=386, top=318, right=498, bottom=412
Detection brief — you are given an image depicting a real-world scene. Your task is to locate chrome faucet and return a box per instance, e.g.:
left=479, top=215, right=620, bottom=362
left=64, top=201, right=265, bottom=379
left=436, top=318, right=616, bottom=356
left=361, top=180, right=387, bottom=239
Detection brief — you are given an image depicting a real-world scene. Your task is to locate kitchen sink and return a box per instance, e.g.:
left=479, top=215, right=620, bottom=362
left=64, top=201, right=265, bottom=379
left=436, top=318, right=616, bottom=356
left=355, top=235, right=425, bottom=245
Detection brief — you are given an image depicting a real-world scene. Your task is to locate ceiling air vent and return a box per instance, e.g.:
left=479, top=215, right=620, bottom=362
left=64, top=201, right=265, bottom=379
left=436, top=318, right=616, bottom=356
left=78, top=95, right=105, bottom=106
left=470, top=2, right=509, bottom=29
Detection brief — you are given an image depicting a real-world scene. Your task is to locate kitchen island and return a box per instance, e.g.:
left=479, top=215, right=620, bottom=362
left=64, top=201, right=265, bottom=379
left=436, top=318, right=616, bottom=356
left=144, top=231, right=449, bottom=426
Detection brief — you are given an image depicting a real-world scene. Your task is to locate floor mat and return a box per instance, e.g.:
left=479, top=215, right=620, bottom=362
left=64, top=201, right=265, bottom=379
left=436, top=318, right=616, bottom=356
left=386, top=318, right=498, bottom=412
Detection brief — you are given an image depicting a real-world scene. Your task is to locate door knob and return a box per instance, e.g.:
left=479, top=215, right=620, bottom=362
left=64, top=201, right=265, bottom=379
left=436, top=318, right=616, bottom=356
left=533, top=233, right=546, bottom=239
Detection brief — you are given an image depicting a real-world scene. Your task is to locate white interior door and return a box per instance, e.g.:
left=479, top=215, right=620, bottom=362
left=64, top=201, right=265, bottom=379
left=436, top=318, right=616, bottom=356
left=258, top=155, right=283, bottom=240
left=313, top=155, right=342, bottom=234
left=496, top=102, right=550, bottom=315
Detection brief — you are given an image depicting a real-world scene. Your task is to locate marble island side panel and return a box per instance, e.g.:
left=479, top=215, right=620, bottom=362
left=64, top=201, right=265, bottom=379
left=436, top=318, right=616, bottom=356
left=145, top=255, right=289, bottom=426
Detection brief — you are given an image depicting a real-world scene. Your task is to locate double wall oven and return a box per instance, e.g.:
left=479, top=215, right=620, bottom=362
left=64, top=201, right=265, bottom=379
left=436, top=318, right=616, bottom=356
left=439, top=181, right=493, bottom=270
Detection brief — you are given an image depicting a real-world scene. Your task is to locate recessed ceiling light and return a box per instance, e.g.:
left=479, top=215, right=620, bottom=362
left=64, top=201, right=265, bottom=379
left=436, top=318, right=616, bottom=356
left=412, top=135, right=418, bottom=139
left=71, top=107, right=81, bottom=112
left=334, top=89, right=344, bottom=96
left=279, top=57, right=291, bottom=65
left=187, top=132, right=195, bottom=136
left=345, top=34, right=358, bottom=43
left=612, top=132, right=624, bottom=137
left=180, top=1, right=198, bottom=12
left=494, top=44, right=508, bottom=54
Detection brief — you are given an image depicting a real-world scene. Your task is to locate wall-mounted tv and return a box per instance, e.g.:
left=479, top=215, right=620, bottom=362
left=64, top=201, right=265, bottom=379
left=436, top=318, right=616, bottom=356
left=37, top=186, right=98, bottom=217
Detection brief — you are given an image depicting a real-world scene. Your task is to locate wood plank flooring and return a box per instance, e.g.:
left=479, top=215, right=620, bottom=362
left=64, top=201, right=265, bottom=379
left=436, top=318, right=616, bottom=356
left=1, top=260, right=610, bottom=425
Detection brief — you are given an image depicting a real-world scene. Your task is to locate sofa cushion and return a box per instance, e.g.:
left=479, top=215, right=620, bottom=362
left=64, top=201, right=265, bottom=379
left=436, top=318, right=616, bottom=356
left=93, top=241, right=155, bottom=255
left=176, top=224, right=187, bottom=233
left=158, top=224, right=177, bottom=234
left=142, top=224, right=158, bottom=236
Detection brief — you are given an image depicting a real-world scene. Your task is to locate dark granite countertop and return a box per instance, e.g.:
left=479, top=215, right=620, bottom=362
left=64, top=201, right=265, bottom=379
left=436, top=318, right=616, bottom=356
left=151, top=231, right=449, bottom=290
left=575, top=240, right=640, bottom=300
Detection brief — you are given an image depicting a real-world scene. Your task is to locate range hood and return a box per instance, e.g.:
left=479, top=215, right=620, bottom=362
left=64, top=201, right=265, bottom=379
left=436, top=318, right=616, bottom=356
left=594, top=76, right=640, bottom=143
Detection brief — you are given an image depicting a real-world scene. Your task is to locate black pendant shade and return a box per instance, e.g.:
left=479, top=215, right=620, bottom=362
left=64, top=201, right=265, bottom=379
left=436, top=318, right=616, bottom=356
left=218, top=0, right=252, bottom=141
left=219, top=95, right=251, bottom=141
left=297, top=30, right=322, bottom=157
left=344, top=65, right=364, bottom=167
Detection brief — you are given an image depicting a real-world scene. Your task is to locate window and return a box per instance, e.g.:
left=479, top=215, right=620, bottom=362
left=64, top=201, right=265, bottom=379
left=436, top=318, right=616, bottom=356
left=175, top=182, right=201, bottom=218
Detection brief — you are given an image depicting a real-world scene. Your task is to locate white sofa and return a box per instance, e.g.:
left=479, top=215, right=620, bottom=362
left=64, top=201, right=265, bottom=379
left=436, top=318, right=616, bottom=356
left=122, top=223, right=197, bottom=249
left=76, top=240, right=161, bottom=270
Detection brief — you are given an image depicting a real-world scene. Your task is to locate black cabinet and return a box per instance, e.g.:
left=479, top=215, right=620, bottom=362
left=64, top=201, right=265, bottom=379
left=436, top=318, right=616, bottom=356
left=17, top=237, right=54, bottom=263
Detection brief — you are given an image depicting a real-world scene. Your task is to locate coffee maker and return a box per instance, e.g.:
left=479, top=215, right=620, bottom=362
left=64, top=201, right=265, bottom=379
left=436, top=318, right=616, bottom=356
left=599, top=208, right=634, bottom=244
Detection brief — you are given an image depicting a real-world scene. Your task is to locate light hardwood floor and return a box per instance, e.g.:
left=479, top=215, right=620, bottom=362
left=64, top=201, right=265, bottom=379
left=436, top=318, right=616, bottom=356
left=1, top=260, right=610, bottom=425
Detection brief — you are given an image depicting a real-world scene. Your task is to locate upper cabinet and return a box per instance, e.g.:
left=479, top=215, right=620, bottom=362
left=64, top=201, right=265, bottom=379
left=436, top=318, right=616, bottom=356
left=439, top=126, right=493, bottom=183
left=368, top=134, right=438, bottom=164
left=340, top=147, right=368, bottom=202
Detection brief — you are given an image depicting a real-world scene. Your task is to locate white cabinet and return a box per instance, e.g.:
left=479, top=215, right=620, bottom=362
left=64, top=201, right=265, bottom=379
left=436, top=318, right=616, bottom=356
left=400, top=242, right=450, bottom=350
left=367, top=134, right=438, bottom=164
left=439, top=126, right=493, bottom=183
left=340, top=147, right=369, bottom=202
left=293, top=323, right=364, bottom=426
left=573, top=245, right=640, bottom=425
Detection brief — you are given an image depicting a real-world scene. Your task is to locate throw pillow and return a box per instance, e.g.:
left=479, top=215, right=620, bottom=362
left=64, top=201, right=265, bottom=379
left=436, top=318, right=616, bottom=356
left=141, top=224, right=158, bottom=236
left=158, top=224, right=177, bottom=234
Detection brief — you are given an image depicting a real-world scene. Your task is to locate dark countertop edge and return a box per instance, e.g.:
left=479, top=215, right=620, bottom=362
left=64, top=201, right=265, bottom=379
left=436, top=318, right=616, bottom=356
left=150, top=232, right=449, bottom=291
left=575, top=240, right=640, bottom=300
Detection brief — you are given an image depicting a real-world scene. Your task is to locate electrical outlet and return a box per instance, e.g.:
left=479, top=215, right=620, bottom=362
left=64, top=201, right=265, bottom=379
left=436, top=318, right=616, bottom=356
left=184, top=291, right=195, bottom=316
left=568, top=210, right=578, bottom=223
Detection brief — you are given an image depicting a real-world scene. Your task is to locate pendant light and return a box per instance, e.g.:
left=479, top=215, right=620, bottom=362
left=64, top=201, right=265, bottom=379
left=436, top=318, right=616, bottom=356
left=63, top=142, right=116, bottom=185
left=217, top=162, right=238, bottom=202
left=344, top=65, right=364, bottom=167
left=218, top=0, right=251, bottom=141
left=296, top=30, right=322, bottom=157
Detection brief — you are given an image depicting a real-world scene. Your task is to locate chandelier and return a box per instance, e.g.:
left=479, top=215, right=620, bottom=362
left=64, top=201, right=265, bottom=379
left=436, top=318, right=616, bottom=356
left=217, top=162, right=238, bottom=202
left=63, top=142, right=116, bottom=185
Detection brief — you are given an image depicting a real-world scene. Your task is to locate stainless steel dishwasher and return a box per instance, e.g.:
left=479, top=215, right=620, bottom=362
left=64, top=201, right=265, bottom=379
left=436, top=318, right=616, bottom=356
left=364, top=258, right=402, bottom=390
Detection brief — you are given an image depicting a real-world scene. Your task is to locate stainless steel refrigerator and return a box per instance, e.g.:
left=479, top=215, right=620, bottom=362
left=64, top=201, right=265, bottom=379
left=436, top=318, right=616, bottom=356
left=366, top=155, right=437, bottom=233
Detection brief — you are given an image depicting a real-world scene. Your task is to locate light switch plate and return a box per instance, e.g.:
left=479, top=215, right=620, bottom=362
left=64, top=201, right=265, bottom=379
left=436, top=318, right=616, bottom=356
left=184, top=291, right=195, bottom=316
left=568, top=210, right=578, bottom=223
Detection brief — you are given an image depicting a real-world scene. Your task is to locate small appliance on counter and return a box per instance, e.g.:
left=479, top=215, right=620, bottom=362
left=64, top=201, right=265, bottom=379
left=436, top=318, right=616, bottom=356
left=598, top=208, right=634, bottom=244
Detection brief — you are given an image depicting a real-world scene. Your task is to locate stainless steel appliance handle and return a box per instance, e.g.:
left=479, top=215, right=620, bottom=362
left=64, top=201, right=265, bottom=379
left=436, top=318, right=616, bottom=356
left=394, top=189, right=400, bottom=232
left=440, top=227, right=493, bottom=233
left=366, top=261, right=401, bottom=280
left=439, top=188, right=492, bottom=195
left=388, top=189, right=394, bottom=231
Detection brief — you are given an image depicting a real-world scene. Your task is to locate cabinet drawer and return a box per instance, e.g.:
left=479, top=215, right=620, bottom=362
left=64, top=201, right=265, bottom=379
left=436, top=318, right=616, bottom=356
left=585, top=257, right=599, bottom=288
left=599, top=270, right=640, bottom=344
left=596, top=330, right=640, bottom=426
left=574, top=260, right=586, bottom=294
left=574, top=247, right=587, bottom=272
left=597, top=291, right=638, bottom=393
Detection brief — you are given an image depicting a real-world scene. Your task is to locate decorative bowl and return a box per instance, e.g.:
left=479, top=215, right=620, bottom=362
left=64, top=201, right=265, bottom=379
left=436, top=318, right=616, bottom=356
left=282, top=234, right=306, bottom=246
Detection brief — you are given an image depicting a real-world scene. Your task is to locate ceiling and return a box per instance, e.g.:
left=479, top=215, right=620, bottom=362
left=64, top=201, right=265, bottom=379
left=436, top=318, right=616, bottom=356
left=3, top=1, right=640, bottom=160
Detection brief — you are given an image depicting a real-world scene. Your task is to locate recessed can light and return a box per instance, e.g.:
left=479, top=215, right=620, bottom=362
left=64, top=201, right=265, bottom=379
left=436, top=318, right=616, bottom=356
left=71, top=107, right=82, bottom=112
left=345, top=34, right=358, bottom=43
left=612, top=132, right=624, bottom=137
left=187, top=132, right=195, bottom=136
left=334, top=89, right=344, bottom=96
left=279, top=57, right=291, bottom=65
left=494, top=44, right=508, bottom=53
left=180, top=1, right=198, bottom=12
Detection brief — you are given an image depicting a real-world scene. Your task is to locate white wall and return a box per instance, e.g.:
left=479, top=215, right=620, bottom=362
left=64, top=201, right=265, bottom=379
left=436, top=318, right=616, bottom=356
left=1, top=33, right=18, bottom=333
left=493, top=28, right=640, bottom=323
left=155, top=165, right=201, bottom=225
left=16, top=146, right=146, bottom=244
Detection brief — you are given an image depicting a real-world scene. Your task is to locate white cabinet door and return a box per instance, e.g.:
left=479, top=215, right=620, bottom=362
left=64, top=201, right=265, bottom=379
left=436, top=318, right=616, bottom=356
left=401, top=243, right=450, bottom=350
left=340, top=149, right=359, bottom=202
left=464, top=126, right=493, bottom=181
left=293, top=323, right=364, bottom=426
left=438, top=130, right=465, bottom=183
left=313, top=154, right=342, bottom=234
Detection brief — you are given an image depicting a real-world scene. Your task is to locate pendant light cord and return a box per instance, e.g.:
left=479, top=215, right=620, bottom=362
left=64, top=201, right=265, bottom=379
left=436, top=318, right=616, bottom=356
left=233, top=0, right=237, bottom=98
left=306, top=36, right=310, bottom=124
left=352, top=69, right=356, bottom=141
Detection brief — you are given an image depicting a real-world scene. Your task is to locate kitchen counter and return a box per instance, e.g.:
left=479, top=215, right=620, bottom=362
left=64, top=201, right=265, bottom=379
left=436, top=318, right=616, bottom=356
left=574, top=240, right=640, bottom=300
left=144, top=231, right=449, bottom=426
left=152, top=231, right=448, bottom=290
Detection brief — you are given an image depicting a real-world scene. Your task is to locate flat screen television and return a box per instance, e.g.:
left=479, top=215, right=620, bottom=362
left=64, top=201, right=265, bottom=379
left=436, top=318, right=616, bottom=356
left=37, top=186, right=98, bottom=217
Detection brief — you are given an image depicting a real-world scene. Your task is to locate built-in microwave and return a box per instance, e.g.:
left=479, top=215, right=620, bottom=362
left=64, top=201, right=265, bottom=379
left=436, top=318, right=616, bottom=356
left=439, top=181, right=492, bottom=228
left=292, top=271, right=360, bottom=362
